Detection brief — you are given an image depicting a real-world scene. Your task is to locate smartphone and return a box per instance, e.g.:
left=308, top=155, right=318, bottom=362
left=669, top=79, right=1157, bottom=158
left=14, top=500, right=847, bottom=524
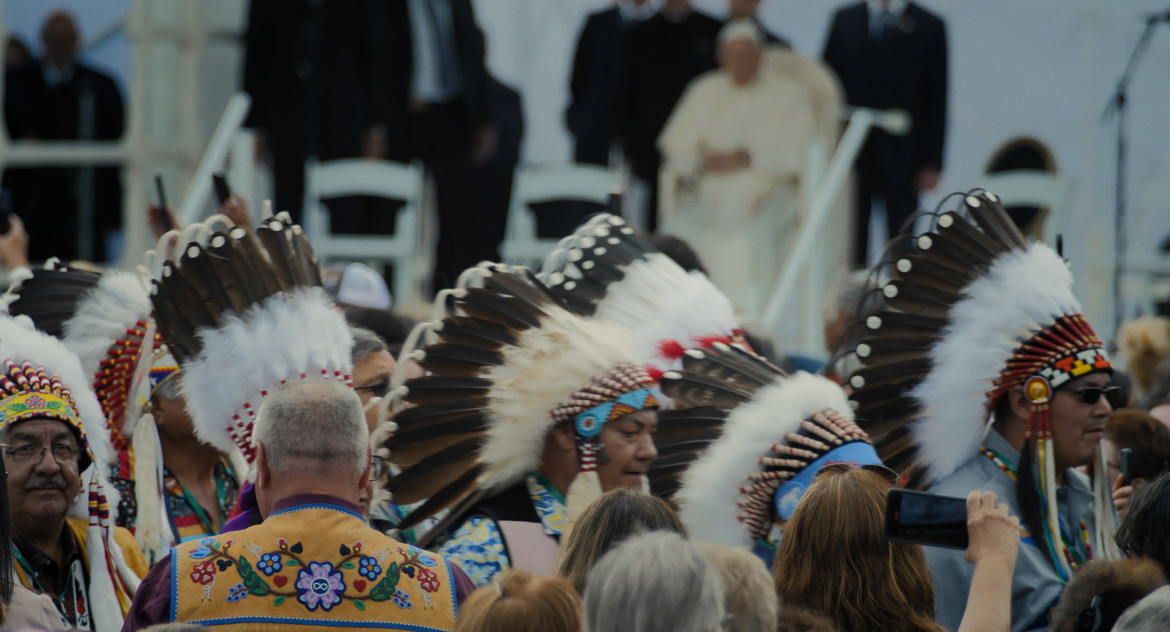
left=1120, top=447, right=1132, bottom=487
left=153, top=174, right=175, bottom=232
left=0, top=189, right=12, bottom=234
left=212, top=172, right=232, bottom=206
left=884, top=488, right=969, bottom=550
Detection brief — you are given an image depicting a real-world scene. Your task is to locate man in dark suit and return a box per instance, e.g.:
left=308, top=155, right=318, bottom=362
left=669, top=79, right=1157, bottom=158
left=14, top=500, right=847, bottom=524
left=3, top=11, right=124, bottom=262
left=241, top=0, right=384, bottom=223
left=383, top=0, right=495, bottom=292
left=566, top=0, right=656, bottom=167
left=619, top=0, right=722, bottom=232
left=822, top=0, right=947, bottom=266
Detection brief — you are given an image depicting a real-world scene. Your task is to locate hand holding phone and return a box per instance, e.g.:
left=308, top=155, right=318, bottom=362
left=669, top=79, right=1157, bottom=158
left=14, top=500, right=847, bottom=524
left=153, top=174, right=175, bottom=232
left=884, top=488, right=969, bottom=550
left=1120, top=447, right=1132, bottom=487
left=212, top=172, right=232, bottom=207
left=962, top=490, right=1020, bottom=567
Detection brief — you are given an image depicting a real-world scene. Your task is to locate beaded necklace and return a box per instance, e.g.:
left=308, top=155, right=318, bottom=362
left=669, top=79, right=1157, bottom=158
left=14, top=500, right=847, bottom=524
left=980, top=446, right=1092, bottom=581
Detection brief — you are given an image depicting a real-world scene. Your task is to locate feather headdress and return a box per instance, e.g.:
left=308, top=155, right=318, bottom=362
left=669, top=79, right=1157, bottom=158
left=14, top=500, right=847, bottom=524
left=0, top=314, right=140, bottom=631
left=538, top=214, right=742, bottom=381
left=2, top=259, right=103, bottom=337
left=148, top=213, right=353, bottom=463
left=654, top=343, right=875, bottom=549
left=840, top=191, right=1115, bottom=579
left=385, top=264, right=657, bottom=537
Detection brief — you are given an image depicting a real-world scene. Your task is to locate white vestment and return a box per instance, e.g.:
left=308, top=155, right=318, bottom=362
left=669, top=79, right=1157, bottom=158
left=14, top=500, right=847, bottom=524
left=658, top=49, right=842, bottom=316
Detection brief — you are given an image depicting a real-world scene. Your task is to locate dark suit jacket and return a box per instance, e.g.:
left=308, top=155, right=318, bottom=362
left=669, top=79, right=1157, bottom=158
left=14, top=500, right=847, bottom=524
left=242, top=0, right=382, bottom=160
left=383, top=0, right=490, bottom=162
left=822, top=1, right=947, bottom=188
left=566, top=8, right=633, bottom=166
left=3, top=61, right=124, bottom=260
left=618, top=9, right=722, bottom=182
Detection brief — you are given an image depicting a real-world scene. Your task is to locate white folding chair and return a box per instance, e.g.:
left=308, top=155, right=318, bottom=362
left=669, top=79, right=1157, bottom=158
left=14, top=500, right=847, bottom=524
left=975, top=169, right=1072, bottom=246
left=499, top=163, right=616, bottom=268
left=303, top=158, right=425, bottom=306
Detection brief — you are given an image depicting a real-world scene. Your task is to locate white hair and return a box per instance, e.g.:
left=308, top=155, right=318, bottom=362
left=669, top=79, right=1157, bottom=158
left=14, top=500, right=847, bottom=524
left=253, top=379, right=369, bottom=480
left=583, top=532, right=726, bottom=632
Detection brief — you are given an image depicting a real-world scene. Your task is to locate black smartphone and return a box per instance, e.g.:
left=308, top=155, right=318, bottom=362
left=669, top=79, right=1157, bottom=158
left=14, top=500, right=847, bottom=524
left=1120, top=447, right=1132, bottom=486
left=0, top=189, right=12, bottom=234
left=884, top=488, right=969, bottom=550
left=212, top=172, right=232, bottom=206
left=153, top=174, right=175, bottom=232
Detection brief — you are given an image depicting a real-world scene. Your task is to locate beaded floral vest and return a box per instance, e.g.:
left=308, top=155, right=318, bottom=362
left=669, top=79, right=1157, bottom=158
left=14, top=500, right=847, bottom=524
left=172, top=503, right=457, bottom=631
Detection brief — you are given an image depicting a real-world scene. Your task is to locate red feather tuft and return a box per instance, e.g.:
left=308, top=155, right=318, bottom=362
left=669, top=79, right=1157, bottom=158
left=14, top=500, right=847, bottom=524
left=693, top=334, right=732, bottom=348
left=645, top=364, right=664, bottom=384
left=658, top=339, right=687, bottom=360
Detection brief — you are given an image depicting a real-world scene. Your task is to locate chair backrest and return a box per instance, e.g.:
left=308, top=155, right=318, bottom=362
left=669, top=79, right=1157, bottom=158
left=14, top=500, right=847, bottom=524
left=501, top=163, right=616, bottom=265
left=302, top=158, right=426, bottom=305
left=975, top=169, right=1071, bottom=244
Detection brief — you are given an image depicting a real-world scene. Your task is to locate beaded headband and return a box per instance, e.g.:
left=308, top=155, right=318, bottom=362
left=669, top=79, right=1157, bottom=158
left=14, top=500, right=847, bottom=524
left=0, top=359, right=93, bottom=470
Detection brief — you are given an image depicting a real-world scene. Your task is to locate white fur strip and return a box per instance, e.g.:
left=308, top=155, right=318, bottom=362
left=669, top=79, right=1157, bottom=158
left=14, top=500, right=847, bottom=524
left=676, top=372, right=853, bottom=547
left=909, top=243, right=1084, bottom=484
left=478, top=313, right=644, bottom=492
left=179, top=287, right=353, bottom=456
left=62, top=270, right=153, bottom=382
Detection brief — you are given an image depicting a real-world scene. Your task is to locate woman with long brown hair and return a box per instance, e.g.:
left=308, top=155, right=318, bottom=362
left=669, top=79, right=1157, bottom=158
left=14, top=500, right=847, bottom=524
left=774, top=466, right=1020, bottom=632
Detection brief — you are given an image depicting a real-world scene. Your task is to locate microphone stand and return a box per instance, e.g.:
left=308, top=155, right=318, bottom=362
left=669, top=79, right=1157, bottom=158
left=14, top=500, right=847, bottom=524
left=1102, top=15, right=1161, bottom=340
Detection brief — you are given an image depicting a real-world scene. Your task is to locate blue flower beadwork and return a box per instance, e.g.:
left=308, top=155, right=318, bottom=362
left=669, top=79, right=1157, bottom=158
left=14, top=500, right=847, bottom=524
left=256, top=553, right=282, bottom=575
left=358, top=556, right=382, bottom=580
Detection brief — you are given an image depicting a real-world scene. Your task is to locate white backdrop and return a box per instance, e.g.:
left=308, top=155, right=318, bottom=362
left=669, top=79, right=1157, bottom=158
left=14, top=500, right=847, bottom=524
left=474, top=0, right=1170, bottom=338
left=5, top=0, right=1169, bottom=337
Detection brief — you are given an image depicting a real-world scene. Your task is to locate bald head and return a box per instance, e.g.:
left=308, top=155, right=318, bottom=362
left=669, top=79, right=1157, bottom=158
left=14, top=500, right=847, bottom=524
left=41, top=11, right=78, bottom=68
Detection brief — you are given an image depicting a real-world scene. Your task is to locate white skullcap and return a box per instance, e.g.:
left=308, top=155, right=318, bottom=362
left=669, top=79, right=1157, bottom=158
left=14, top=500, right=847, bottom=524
left=717, top=19, right=762, bottom=50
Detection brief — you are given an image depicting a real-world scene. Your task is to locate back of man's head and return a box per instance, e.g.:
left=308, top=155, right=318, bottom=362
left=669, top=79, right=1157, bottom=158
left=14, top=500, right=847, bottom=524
left=583, top=531, right=725, bottom=632
left=254, top=379, right=368, bottom=482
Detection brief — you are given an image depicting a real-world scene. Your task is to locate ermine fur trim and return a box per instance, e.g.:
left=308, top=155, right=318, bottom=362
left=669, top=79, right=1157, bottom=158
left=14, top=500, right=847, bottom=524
left=676, top=371, right=852, bottom=547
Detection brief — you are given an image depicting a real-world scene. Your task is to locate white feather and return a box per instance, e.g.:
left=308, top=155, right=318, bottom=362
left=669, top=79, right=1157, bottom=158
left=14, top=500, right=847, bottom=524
left=178, top=287, right=354, bottom=457
left=61, top=270, right=153, bottom=383
left=478, top=312, right=646, bottom=492
left=910, top=244, right=1085, bottom=484
left=593, top=254, right=739, bottom=372
left=675, top=372, right=853, bottom=547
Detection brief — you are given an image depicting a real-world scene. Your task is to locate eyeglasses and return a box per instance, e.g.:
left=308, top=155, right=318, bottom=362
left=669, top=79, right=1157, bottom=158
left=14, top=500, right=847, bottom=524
left=371, top=455, right=386, bottom=480
left=813, top=462, right=900, bottom=486
left=2, top=443, right=81, bottom=466
left=354, top=380, right=391, bottom=399
left=1062, top=385, right=1124, bottom=409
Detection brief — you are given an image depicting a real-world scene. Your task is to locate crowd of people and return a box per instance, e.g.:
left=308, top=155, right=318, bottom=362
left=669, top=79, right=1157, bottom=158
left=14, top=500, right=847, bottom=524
left=3, top=2, right=1170, bottom=632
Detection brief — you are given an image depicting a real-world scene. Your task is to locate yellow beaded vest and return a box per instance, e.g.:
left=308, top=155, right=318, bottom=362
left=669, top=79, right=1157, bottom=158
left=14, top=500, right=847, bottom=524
left=172, top=503, right=457, bottom=631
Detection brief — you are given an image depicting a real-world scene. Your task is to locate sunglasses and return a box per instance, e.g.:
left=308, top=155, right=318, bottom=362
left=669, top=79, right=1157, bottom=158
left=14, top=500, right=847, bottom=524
left=354, top=380, right=392, bottom=399
left=1062, top=385, right=1124, bottom=409
left=813, top=462, right=900, bottom=486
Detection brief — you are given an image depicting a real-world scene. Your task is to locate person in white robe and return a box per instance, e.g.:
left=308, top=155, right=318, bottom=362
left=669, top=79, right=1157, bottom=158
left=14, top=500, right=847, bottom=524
left=658, top=19, right=841, bottom=316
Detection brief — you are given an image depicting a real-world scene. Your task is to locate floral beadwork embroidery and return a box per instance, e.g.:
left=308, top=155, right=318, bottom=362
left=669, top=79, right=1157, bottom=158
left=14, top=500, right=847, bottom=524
left=435, top=515, right=508, bottom=586
left=184, top=534, right=448, bottom=613
left=526, top=471, right=567, bottom=536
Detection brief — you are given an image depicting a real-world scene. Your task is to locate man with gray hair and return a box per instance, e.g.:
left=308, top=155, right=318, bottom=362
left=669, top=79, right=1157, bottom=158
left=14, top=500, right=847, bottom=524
left=123, top=380, right=473, bottom=630
left=583, top=531, right=727, bottom=632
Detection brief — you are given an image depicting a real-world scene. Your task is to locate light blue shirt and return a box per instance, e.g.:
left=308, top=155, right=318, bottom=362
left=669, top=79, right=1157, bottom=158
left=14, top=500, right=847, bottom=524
left=924, top=429, right=1097, bottom=632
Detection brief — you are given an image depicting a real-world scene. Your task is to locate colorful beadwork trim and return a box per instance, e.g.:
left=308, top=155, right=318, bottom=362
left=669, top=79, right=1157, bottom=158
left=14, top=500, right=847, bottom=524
left=989, top=314, right=1111, bottom=405
left=573, top=389, right=658, bottom=439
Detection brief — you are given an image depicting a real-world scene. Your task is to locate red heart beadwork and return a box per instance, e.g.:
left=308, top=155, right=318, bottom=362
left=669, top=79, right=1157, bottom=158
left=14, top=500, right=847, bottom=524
left=353, top=579, right=367, bottom=592
left=273, top=575, right=288, bottom=588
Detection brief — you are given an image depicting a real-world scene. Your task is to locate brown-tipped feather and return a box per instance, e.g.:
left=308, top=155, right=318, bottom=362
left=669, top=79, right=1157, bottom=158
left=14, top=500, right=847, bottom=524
left=386, top=437, right=482, bottom=504
left=397, top=470, right=485, bottom=534
left=967, top=194, right=1027, bottom=251
left=660, top=373, right=753, bottom=409
left=398, top=376, right=493, bottom=405
left=457, top=287, right=547, bottom=331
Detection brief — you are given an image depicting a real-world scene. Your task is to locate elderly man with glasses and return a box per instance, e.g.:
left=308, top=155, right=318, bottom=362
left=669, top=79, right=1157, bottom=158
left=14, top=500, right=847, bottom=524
left=1, top=316, right=148, bottom=632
